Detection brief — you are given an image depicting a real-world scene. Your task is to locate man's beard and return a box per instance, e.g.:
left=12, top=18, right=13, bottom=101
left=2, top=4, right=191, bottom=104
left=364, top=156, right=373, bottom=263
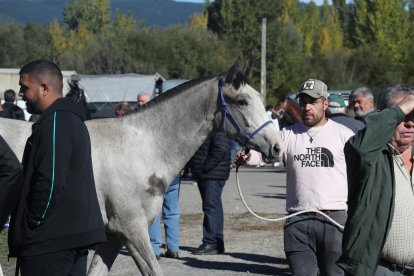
left=26, top=101, right=40, bottom=114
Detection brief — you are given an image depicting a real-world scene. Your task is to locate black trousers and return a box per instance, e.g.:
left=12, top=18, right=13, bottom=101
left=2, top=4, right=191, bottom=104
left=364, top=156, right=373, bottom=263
left=19, top=248, right=88, bottom=276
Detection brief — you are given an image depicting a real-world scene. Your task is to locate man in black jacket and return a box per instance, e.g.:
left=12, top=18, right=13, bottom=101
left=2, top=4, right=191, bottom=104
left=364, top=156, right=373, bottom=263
left=190, top=132, right=232, bottom=255
left=9, top=60, right=106, bottom=276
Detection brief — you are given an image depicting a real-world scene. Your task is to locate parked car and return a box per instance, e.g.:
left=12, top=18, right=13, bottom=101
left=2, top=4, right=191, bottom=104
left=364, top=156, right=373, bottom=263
left=288, top=90, right=352, bottom=105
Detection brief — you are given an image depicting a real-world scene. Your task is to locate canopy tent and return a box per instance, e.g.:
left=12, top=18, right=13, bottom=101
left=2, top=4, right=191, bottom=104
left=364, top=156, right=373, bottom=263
left=72, top=73, right=165, bottom=118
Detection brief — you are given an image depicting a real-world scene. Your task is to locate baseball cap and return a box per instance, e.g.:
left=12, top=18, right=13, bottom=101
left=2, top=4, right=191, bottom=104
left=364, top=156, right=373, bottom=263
left=298, top=79, right=328, bottom=99
left=328, top=94, right=346, bottom=108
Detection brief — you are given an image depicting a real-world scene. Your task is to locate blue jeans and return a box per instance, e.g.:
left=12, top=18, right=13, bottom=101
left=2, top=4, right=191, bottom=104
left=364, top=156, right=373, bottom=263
left=148, top=175, right=180, bottom=255
left=284, top=211, right=347, bottom=276
left=197, top=179, right=225, bottom=248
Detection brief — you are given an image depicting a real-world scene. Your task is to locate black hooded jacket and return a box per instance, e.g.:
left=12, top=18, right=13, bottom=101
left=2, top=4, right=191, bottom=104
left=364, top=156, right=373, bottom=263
left=9, top=98, right=106, bottom=257
left=190, top=132, right=232, bottom=181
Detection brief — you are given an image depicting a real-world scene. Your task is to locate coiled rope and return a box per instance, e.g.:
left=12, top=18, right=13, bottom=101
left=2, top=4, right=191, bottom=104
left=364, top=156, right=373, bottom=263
left=235, top=166, right=345, bottom=230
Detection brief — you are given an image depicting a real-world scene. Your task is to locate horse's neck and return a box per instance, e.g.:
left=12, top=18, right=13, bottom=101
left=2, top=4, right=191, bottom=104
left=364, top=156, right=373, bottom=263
left=127, top=79, right=218, bottom=172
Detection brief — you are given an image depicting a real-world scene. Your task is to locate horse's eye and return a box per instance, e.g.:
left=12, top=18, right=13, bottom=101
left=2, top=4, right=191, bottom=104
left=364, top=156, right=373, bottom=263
left=237, top=99, right=248, bottom=106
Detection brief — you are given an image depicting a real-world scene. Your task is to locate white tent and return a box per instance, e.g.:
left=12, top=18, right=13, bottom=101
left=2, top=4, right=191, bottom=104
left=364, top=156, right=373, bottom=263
left=72, top=73, right=165, bottom=118
left=75, top=73, right=165, bottom=102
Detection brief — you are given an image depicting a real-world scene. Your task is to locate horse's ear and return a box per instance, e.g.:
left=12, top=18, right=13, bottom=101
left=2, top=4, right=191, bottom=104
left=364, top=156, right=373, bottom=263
left=224, top=56, right=241, bottom=84
left=242, top=53, right=253, bottom=79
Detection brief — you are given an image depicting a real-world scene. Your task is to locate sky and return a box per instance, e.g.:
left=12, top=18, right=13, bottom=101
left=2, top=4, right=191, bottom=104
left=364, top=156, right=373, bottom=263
left=173, top=0, right=328, bottom=5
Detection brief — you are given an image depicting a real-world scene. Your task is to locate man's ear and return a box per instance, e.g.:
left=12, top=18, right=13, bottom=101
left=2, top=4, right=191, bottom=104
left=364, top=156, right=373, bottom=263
left=40, top=83, right=49, bottom=97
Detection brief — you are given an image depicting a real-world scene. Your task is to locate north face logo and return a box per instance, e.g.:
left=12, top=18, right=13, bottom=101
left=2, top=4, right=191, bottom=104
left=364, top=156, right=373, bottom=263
left=293, top=147, right=334, bottom=167
left=302, top=81, right=315, bottom=90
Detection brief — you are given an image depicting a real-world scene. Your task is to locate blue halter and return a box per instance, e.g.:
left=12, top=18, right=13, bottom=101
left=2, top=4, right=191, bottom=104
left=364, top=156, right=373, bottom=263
left=218, top=78, right=273, bottom=145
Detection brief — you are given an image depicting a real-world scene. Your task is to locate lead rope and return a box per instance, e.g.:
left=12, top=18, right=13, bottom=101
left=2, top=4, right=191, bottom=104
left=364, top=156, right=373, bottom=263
left=235, top=166, right=345, bottom=230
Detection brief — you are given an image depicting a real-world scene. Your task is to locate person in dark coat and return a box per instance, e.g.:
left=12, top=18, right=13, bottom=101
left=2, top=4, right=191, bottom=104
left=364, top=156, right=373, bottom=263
left=0, top=103, right=13, bottom=119
left=0, top=135, right=23, bottom=232
left=2, top=89, right=25, bottom=120
left=327, top=94, right=365, bottom=133
left=9, top=60, right=106, bottom=276
left=190, top=131, right=232, bottom=255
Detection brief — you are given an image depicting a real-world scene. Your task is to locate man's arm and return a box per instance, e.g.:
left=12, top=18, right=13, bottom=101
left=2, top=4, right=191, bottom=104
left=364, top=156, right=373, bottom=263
left=0, top=135, right=23, bottom=229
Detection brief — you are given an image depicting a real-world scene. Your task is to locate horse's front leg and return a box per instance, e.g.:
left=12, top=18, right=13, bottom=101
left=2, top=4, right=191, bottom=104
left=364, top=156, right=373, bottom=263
left=122, top=216, right=163, bottom=276
left=88, top=232, right=124, bottom=276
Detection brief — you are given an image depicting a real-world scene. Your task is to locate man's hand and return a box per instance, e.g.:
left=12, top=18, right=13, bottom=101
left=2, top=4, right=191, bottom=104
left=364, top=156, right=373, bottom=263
left=397, top=94, right=414, bottom=115
left=235, top=151, right=251, bottom=167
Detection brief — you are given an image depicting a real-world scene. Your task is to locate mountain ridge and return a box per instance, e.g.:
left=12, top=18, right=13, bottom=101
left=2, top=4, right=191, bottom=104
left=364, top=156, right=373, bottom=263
left=0, top=0, right=204, bottom=26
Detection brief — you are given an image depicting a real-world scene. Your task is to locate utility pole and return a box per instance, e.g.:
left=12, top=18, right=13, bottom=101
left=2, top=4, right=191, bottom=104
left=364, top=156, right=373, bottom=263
left=261, top=18, right=267, bottom=105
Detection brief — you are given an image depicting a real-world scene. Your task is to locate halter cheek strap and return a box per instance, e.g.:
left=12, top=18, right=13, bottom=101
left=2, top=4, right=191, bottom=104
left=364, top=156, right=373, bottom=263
left=218, top=79, right=273, bottom=145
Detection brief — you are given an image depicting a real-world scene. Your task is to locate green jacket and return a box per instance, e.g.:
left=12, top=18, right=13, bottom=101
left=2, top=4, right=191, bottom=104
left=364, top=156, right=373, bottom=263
left=337, top=106, right=406, bottom=276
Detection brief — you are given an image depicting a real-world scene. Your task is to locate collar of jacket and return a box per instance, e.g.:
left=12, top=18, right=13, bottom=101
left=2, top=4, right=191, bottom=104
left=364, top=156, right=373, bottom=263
left=32, top=98, right=86, bottom=132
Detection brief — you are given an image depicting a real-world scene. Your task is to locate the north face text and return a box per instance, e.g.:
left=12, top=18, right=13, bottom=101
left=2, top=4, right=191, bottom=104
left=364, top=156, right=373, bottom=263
left=293, top=147, right=334, bottom=167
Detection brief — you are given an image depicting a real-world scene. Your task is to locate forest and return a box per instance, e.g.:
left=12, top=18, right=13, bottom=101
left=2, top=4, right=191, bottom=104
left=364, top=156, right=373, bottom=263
left=0, top=0, right=413, bottom=102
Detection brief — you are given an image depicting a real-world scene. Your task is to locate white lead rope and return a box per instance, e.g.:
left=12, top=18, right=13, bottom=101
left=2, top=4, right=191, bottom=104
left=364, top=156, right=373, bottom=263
left=235, top=168, right=345, bottom=230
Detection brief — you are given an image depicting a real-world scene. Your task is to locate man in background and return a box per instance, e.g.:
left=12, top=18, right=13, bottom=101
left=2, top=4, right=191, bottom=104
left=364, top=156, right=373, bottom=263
left=327, top=94, right=365, bottom=133
left=350, top=87, right=376, bottom=121
left=3, top=89, right=25, bottom=120
left=135, top=92, right=150, bottom=110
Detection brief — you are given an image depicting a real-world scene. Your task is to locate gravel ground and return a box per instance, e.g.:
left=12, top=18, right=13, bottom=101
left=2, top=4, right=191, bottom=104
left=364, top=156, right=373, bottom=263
left=107, top=165, right=291, bottom=275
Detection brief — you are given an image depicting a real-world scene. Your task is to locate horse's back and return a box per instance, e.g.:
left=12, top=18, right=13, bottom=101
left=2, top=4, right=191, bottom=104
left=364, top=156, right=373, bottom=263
left=0, top=118, right=31, bottom=160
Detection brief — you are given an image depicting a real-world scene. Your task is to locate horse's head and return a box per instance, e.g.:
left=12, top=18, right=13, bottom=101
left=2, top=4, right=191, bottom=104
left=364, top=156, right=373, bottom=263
left=272, top=96, right=288, bottom=119
left=214, top=56, right=284, bottom=163
left=272, top=96, right=302, bottom=128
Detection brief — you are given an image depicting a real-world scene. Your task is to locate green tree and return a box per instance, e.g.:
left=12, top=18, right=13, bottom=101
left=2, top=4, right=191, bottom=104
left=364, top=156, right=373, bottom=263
left=297, top=1, right=320, bottom=57
left=371, top=0, right=409, bottom=63
left=63, top=0, right=111, bottom=34
left=316, top=0, right=343, bottom=55
left=351, top=0, right=374, bottom=47
left=0, top=23, right=26, bottom=67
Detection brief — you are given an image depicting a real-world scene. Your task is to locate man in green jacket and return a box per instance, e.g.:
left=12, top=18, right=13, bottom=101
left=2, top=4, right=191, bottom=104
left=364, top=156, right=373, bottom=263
left=338, top=84, right=414, bottom=276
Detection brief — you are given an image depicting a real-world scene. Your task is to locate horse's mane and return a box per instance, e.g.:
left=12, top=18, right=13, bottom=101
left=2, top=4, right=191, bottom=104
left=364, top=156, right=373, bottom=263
left=127, top=75, right=217, bottom=114
left=125, top=68, right=250, bottom=116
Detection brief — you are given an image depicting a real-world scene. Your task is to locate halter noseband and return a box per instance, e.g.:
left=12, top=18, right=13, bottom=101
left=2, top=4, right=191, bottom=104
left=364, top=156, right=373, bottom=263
left=218, top=78, right=272, bottom=145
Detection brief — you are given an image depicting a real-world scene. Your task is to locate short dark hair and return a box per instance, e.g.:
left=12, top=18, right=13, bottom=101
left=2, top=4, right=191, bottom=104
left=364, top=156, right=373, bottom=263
left=377, top=83, right=414, bottom=110
left=20, top=60, right=63, bottom=92
left=4, top=89, right=16, bottom=102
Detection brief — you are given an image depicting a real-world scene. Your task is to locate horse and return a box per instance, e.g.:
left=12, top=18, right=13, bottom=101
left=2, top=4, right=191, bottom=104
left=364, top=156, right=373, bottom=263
left=0, top=57, right=283, bottom=275
left=271, top=96, right=302, bottom=129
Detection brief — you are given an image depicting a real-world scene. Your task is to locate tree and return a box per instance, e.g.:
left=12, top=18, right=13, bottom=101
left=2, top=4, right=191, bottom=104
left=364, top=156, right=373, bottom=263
left=189, top=13, right=208, bottom=28
left=371, top=0, right=409, bottom=63
left=63, top=0, right=111, bottom=34
left=298, top=1, right=320, bottom=57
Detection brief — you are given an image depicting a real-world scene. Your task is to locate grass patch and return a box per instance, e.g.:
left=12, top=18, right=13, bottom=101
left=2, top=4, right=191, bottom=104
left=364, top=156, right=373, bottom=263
left=0, top=231, right=16, bottom=276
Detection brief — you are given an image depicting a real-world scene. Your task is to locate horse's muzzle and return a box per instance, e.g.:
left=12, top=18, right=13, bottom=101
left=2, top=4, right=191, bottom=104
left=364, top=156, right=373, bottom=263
left=262, top=144, right=281, bottom=163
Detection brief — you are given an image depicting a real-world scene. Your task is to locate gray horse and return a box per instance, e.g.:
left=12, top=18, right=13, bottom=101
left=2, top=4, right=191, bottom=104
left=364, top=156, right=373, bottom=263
left=0, top=57, right=283, bottom=275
